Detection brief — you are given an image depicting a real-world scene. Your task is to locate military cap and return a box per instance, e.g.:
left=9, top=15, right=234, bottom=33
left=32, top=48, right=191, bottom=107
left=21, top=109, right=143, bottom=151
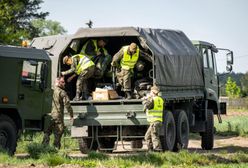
left=151, top=85, right=160, bottom=94
left=129, top=43, right=137, bottom=52
left=63, top=56, right=69, bottom=64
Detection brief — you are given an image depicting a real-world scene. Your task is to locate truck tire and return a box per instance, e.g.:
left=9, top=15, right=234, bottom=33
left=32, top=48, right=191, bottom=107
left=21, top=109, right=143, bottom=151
left=131, top=140, right=143, bottom=149
left=201, top=109, right=214, bottom=150
left=78, top=138, right=98, bottom=154
left=0, top=114, right=17, bottom=155
left=161, top=111, right=176, bottom=151
left=173, top=110, right=189, bottom=152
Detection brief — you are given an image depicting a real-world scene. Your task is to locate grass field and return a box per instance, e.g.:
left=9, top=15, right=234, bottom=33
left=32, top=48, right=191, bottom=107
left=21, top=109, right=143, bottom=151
left=0, top=111, right=247, bottom=167
left=1, top=149, right=248, bottom=167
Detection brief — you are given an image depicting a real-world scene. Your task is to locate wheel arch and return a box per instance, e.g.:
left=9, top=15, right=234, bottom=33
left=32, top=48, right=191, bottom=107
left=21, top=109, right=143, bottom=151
left=0, top=108, right=22, bottom=131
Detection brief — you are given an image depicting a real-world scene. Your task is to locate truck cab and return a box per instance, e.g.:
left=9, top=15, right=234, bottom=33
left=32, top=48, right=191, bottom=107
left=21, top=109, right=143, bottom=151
left=192, top=40, right=233, bottom=116
left=0, top=45, right=52, bottom=154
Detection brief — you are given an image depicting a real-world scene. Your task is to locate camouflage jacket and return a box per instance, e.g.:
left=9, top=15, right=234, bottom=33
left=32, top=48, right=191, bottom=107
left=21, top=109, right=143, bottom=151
left=51, top=86, right=73, bottom=121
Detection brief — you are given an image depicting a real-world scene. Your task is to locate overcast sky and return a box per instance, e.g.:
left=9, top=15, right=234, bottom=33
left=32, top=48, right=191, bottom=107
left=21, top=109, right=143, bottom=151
left=41, top=0, right=248, bottom=73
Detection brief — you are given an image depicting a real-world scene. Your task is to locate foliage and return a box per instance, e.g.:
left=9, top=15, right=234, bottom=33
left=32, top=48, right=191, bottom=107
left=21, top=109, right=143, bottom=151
left=26, top=143, right=57, bottom=159
left=240, top=71, right=248, bottom=96
left=219, top=72, right=244, bottom=96
left=0, top=0, right=48, bottom=45
left=31, top=19, right=67, bottom=37
left=215, top=116, right=248, bottom=137
left=225, top=77, right=241, bottom=98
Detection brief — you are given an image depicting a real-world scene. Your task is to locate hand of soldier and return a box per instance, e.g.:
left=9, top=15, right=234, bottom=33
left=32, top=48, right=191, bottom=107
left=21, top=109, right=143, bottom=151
left=61, top=71, right=65, bottom=76
left=67, top=74, right=76, bottom=83
left=111, top=62, right=115, bottom=67
left=96, top=51, right=101, bottom=56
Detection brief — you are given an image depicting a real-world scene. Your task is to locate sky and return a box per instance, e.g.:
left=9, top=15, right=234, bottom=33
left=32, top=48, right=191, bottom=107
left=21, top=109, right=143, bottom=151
left=41, top=0, right=248, bottom=73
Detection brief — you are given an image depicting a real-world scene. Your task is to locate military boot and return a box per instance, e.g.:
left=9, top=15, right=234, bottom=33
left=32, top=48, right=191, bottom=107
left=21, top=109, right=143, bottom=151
left=73, top=92, right=81, bottom=101
left=125, top=91, right=132, bottom=99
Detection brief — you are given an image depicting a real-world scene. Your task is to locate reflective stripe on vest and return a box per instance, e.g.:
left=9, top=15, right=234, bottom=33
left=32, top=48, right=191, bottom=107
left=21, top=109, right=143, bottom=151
left=120, top=46, right=139, bottom=70
left=146, top=96, right=164, bottom=123
left=72, top=54, right=94, bottom=75
left=80, top=40, right=108, bottom=60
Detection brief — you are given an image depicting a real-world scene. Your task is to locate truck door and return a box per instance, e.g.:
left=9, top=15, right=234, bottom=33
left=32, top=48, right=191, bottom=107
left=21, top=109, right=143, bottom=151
left=202, top=46, right=219, bottom=100
left=18, top=60, right=46, bottom=130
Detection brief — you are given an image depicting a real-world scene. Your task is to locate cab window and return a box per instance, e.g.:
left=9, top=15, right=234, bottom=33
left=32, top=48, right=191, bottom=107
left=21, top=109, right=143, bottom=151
left=202, top=47, right=208, bottom=68
left=208, top=49, right=214, bottom=69
left=22, top=60, right=42, bottom=88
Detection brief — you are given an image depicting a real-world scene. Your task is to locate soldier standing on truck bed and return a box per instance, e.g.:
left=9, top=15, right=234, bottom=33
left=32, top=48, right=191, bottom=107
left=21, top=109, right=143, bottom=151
left=111, top=42, right=141, bottom=99
left=42, top=77, right=74, bottom=149
left=61, top=54, right=95, bottom=100
left=143, top=85, right=164, bottom=151
left=80, top=38, right=111, bottom=78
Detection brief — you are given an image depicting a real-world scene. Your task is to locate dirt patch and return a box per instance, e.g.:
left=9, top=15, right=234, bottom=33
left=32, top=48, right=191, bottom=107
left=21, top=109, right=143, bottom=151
left=189, top=135, right=248, bottom=153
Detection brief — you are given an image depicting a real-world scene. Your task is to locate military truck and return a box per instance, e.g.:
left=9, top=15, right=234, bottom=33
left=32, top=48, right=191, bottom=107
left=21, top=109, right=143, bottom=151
left=31, top=27, right=233, bottom=153
left=0, top=45, right=52, bottom=154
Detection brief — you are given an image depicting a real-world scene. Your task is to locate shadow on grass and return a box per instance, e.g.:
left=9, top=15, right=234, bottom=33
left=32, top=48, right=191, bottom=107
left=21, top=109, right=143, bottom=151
left=189, top=145, right=248, bottom=154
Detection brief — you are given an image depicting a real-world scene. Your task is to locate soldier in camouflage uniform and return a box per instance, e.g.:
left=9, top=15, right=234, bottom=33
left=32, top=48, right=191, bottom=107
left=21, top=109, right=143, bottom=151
left=143, top=85, right=164, bottom=151
left=111, top=43, right=142, bottom=99
left=80, top=38, right=111, bottom=78
left=61, top=54, right=95, bottom=100
left=42, top=77, right=73, bottom=149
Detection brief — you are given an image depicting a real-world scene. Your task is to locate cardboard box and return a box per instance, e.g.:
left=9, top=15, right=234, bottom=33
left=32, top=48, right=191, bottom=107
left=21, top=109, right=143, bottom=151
left=93, top=88, right=119, bottom=100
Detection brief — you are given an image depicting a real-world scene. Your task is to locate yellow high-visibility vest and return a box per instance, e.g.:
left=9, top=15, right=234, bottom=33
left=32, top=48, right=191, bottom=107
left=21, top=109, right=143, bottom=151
left=120, top=46, right=139, bottom=70
left=80, top=40, right=108, bottom=60
left=72, top=54, right=94, bottom=75
left=146, top=96, right=164, bottom=123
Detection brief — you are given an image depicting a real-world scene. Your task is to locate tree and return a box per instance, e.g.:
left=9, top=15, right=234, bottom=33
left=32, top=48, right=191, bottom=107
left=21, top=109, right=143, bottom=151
left=31, top=19, right=67, bottom=37
left=0, top=0, right=48, bottom=45
left=225, top=77, right=241, bottom=98
left=240, top=71, right=248, bottom=96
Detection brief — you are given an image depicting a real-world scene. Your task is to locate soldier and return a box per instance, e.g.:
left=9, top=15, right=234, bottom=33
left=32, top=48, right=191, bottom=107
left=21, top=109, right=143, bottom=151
left=42, top=77, right=73, bottom=149
left=111, top=42, right=140, bottom=99
left=143, top=85, right=164, bottom=151
left=80, top=38, right=111, bottom=78
left=61, top=54, right=95, bottom=100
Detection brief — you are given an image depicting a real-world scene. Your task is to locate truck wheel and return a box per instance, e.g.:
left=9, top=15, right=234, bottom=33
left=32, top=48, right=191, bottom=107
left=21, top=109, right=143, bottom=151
left=78, top=138, right=98, bottom=154
left=161, top=111, right=176, bottom=151
left=201, top=109, right=214, bottom=150
left=0, top=114, right=17, bottom=155
left=173, top=110, right=189, bottom=152
left=131, top=140, right=143, bottom=149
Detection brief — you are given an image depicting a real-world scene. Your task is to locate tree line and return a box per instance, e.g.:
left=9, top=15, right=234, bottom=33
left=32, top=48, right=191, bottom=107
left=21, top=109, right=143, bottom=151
left=0, top=0, right=66, bottom=46
left=219, top=72, right=248, bottom=98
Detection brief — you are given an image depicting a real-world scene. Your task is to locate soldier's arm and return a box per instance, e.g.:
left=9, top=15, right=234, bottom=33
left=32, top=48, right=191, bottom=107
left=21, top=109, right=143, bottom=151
left=111, top=49, right=123, bottom=66
left=62, top=58, right=77, bottom=76
left=143, top=98, right=154, bottom=110
left=61, top=90, right=73, bottom=118
left=85, top=40, right=97, bottom=56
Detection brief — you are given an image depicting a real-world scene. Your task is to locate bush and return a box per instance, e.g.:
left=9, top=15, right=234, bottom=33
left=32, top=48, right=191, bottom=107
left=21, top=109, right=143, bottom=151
left=26, top=143, right=58, bottom=159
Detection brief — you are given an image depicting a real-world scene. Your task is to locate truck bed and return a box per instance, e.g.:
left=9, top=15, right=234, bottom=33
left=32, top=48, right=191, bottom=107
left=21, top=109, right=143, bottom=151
left=65, top=99, right=147, bottom=127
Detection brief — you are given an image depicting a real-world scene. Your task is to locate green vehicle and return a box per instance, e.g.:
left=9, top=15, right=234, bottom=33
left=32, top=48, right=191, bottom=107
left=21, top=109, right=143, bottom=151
left=0, top=45, right=52, bottom=154
left=31, top=27, right=233, bottom=153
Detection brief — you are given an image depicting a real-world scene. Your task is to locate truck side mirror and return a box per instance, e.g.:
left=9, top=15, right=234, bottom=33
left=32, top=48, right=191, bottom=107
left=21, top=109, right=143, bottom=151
left=227, top=51, right=233, bottom=65
left=226, top=64, right=232, bottom=72
left=40, top=62, right=48, bottom=91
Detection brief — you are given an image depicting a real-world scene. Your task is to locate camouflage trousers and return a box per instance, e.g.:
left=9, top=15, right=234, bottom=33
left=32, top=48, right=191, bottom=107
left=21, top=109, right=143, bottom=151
left=116, top=69, right=132, bottom=91
left=42, top=118, right=64, bottom=149
left=76, top=66, right=95, bottom=94
left=144, top=121, right=162, bottom=150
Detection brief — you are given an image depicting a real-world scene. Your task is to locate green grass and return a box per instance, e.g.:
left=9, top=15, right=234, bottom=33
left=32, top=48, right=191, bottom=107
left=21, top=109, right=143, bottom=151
left=1, top=150, right=248, bottom=167
left=215, top=116, right=248, bottom=137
